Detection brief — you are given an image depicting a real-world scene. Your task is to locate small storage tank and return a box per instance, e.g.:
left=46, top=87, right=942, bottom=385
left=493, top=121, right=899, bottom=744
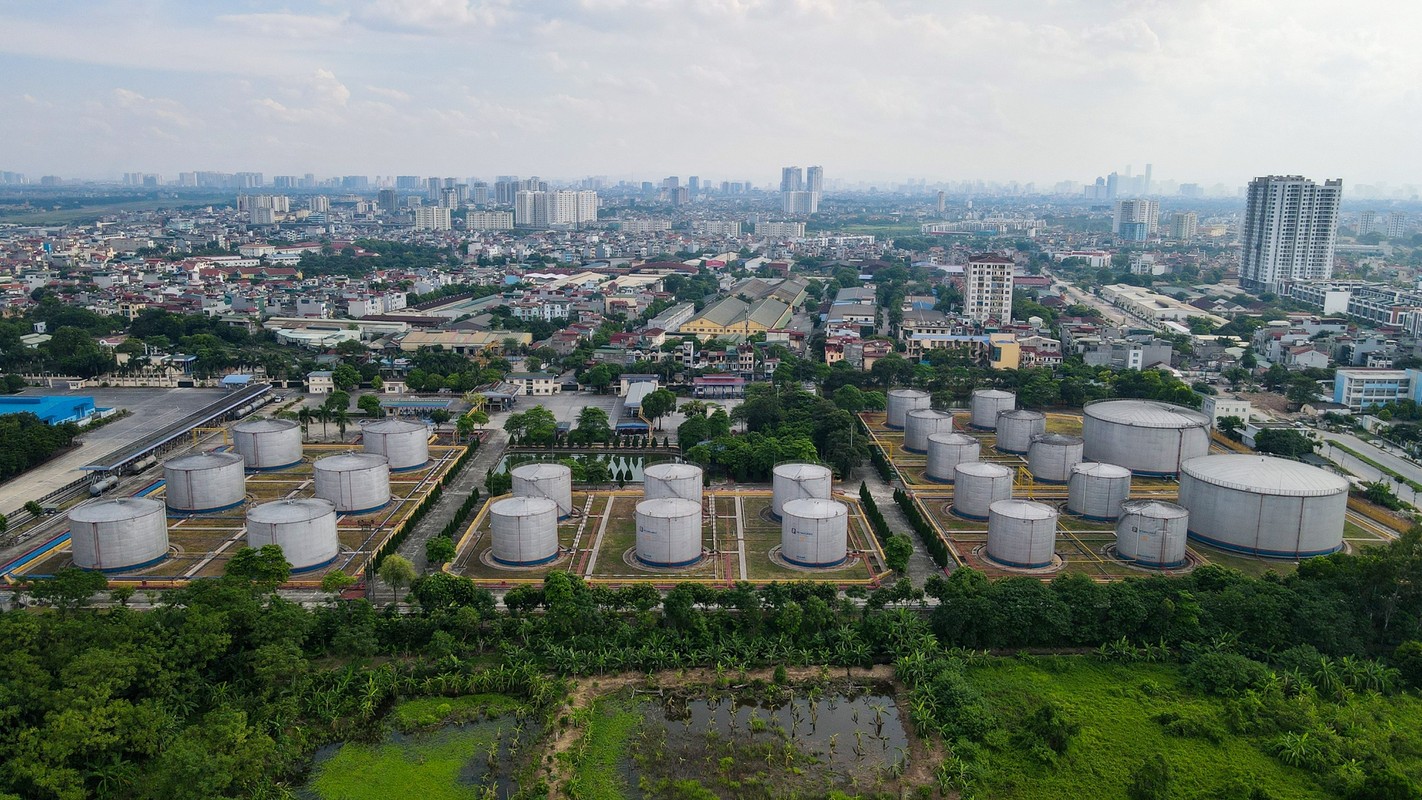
left=635, top=498, right=703, bottom=568
left=361, top=418, right=429, bottom=471
left=1082, top=400, right=1211, bottom=477
left=1028, top=434, right=1085, bottom=484
left=489, top=496, right=560, bottom=567
left=511, top=463, right=575, bottom=518
left=926, top=432, right=981, bottom=483
left=780, top=498, right=849, bottom=568
left=233, top=418, right=302, bottom=471
left=987, top=499, right=1058, bottom=569
left=904, top=408, right=955, bottom=453
left=164, top=451, right=247, bottom=513
left=644, top=462, right=704, bottom=504
left=771, top=462, right=834, bottom=520
left=952, top=462, right=1014, bottom=519
left=885, top=388, right=932, bottom=429
left=1116, top=500, right=1190, bottom=569
left=245, top=498, right=339, bottom=572
left=313, top=453, right=391, bottom=514
left=995, top=410, right=1047, bottom=454
left=69, top=497, right=169, bottom=572
left=1066, top=462, right=1132, bottom=520
left=1178, top=454, right=1347, bottom=558
left=970, top=389, right=1016, bottom=429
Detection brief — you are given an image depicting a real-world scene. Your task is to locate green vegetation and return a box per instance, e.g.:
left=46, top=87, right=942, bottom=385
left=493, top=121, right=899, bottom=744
left=388, top=693, right=524, bottom=730
left=307, top=724, right=503, bottom=800
left=0, top=412, right=81, bottom=482
left=565, top=696, right=643, bottom=799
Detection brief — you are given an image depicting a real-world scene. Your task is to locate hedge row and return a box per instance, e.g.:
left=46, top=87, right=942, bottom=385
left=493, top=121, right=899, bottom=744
left=859, top=416, right=896, bottom=482
left=893, top=487, right=951, bottom=568
left=372, top=437, right=479, bottom=572
left=858, top=482, right=892, bottom=544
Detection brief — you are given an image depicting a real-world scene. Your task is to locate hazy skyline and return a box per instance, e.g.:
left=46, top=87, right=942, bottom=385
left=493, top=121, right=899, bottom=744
left=2, top=0, right=1419, bottom=187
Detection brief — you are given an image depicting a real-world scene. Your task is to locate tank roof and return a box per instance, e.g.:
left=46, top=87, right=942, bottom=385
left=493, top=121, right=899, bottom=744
left=166, top=451, right=244, bottom=470
left=887, top=388, right=930, bottom=397
left=234, top=417, right=298, bottom=432
left=70, top=497, right=165, bottom=522
left=781, top=497, right=848, bottom=518
left=928, top=432, right=977, bottom=445
left=774, top=462, right=831, bottom=478
left=1071, top=462, right=1131, bottom=478
left=644, top=462, right=703, bottom=479
left=1084, top=399, right=1209, bottom=428
left=973, top=389, right=1014, bottom=398
left=362, top=418, right=426, bottom=433
left=314, top=452, right=389, bottom=471
left=1120, top=499, right=1189, bottom=518
left=956, top=461, right=1013, bottom=477
left=491, top=495, right=558, bottom=515
left=1181, top=454, right=1348, bottom=496
left=906, top=408, right=952, bottom=419
left=999, top=409, right=1045, bottom=420
left=636, top=497, right=702, bottom=517
left=247, top=498, right=335, bottom=524
left=1032, top=433, right=1083, bottom=445
left=990, top=499, right=1057, bottom=520
left=511, top=462, right=572, bottom=479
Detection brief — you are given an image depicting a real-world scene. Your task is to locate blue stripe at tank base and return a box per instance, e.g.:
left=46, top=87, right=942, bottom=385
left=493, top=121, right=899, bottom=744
left=1128, top=469, right=1179, bottom=478
left=996, top=446, right=1028, bottom=455
left=1075, top=512, right=1120, bottom=522
left=1128, top=557, right=1188, bottom=569
left=493, top=552, right=561, bottom=567
left=1032, top=477, right=1069, bottom=485
left=952, top=507, right=990, bottom=521
left=389, top=461, right=429, bottom=472
left=884, top=423, right=905, bottom=430
left=637, top=553, right=703, bottom=569
left=968, top=424, right=996, bottom=431
left=1187, top=530, right=1342, bottom=559
left=921, top=474, right=955, bottom=484
left=769, top=512, right=783, bottom=522
left=782, top=554, right=847, bottom=569
left=902, top=445, right=928, bottom=454
left=83, top=553, right=170, bottom=574
left=167, top=499, right=245, bottom=516
left=990, top=555, right=1054, bottom=569
left=290, top=554, right=341, bottom=574
left=339, top=501, right=390, bottom=516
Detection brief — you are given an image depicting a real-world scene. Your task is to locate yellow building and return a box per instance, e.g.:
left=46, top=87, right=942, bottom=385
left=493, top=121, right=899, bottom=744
left=679, top=297, right=792, bottom=339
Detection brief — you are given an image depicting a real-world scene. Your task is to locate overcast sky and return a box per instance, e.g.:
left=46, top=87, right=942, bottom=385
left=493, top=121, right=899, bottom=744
left=1, top=0, right=1418, bottom=188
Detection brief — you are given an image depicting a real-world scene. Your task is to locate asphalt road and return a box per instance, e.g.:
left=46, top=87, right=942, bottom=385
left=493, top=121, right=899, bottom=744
left=1318, top=431, right=1422, bottom=501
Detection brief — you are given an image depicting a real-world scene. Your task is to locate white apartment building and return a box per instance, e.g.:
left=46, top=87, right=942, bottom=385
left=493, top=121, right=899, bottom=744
left=413, top=207, right=452, bottom=231
left=963, top=255, right=1014, bottom=323
left=754, top=221, right=806, bottom=238
left=1113, top=199, right=1159, bottom=240
left=515, top=190, right=598, bottom=228
left=1171, top=212, right=1198, bottom=241
left=1240, top=175, right=1342, bottom=291
left=1200, top=395, right=1253, bottom=427
left=695, top=220, right=742, bottom=236
left=466, top=211, right=514, bottom=231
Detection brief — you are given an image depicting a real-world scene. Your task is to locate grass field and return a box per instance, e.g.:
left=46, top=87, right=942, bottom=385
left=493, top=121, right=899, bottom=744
left=564, top=696, right=643, bottom=800
left=306, top=724, right=502, bottom=800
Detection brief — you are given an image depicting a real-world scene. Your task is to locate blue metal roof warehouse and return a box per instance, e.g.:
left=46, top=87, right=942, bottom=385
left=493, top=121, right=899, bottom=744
left=0, top=395, right=96, bottom=425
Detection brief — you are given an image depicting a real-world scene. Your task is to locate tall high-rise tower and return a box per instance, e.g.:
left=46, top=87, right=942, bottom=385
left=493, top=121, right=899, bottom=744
left=780, top=167, right=803, bottom=193
left=964, top=255, right=1015, bottom=324
left=1240, top=176, right=1342, bottom=291
left=780, top=165, right=821, bottom=214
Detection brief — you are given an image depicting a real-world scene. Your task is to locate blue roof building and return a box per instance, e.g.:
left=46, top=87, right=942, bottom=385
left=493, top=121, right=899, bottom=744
left=0, top=395, right=96, bottom=425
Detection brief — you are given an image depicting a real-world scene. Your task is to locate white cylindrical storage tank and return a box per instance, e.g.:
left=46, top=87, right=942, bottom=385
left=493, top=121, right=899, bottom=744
left=313, top=453, right=391, bottom=514
left=904, top=408, right=955, bottom=453
left=987, top=500, right=1058, bottom=569
left=511, top=463, right=575, bottom=519
left=245, top=498, right=339, bottom=572
left=995, top=410, right=1047, bottom=454
left=361, top=418, right=429, bottom=472
left=970, top=389, right=1016, bottom=429
left=644, top=462, right=704, bottom=504
left=489, top=496, right=560, bottom=567
left=885, top=388, right=931, bottom=429
left=952, top=462, right=1014, bottom=520
left=69, top=497, right=169, bottom=572
left=233, top=418, right=302, bottom=471
left=926, top=433, right=980, bottom=483
left=635, top=498, right=703, bottom=568
left=780, top=498, right=849, bottom=568
left=164, top=451, right=246, bottom=513
left=1178, top=455, right=1347, bottom=559
left=1066, top=462, right=1132, bottom=520
left=1082, top=400, right=1210, bottom=477
left=1028, top=434, right=1085, bottom=484
left=771, top=462, right=834, bottom=520
left=1116, top=500, right=1190, bottom=569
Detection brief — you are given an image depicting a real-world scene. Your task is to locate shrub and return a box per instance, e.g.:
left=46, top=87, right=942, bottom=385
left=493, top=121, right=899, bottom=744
left=1185, top=652, right=1271, bottom=696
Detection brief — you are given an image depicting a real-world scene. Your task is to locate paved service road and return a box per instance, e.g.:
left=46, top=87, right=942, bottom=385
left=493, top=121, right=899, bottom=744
left=1318, top=431, right=1422, bottom=502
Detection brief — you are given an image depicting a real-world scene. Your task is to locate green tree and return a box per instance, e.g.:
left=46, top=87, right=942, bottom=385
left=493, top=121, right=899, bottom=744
left=27, top=567, right=108, bottom=612
left=379, top=554, right=417, bottom=602
left=584, top=364, right=614, bottom=394
left=357, top=393, right=383, bottom=418
left=23, top=500, right=43, bottom=517
left=320, top=570, right=357, bottom=594
left=573, top=406, right=611, bottom=445
left=884, top=534, right=914, bottom=574
left=426, top=536, right=457, bottom=567
left=1217, top=415, right=1245, bottom=441
left=1127, top=753, right=1171, bottom=800
left=331, top=363, right=360, bottom=391
left=225, top=545, right=292, bottom=590
left=1254, top=428, right=1315, bottom=458
left=640, top=388, right=677, bottom=430
left=430, top=408, right=452, bottom=425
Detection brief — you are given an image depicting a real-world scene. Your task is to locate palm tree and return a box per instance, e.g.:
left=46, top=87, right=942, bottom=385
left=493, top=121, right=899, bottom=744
left=333, top=409, right=350, bottom=440
left=297, top=407, right=312, bottom=436
left=316, top=406, right=332, bottom=439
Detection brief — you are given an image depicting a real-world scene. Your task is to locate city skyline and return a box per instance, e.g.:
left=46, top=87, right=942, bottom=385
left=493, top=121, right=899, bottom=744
left=2, top=1, right=1420, bottom=186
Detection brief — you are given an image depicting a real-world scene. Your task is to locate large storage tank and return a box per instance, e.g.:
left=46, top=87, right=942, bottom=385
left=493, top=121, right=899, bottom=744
left=164, top=451, right=246, bottom=513
left=771, top=462, right=833, bottom=520
left=969, top=389, right=1015, bottom=429
left=1082, top=400, right=1211, bottom=477
left=1178, top=455, right=1347, bottom=558
left=1116, top=500, right=1190, bottom=569
left=952, top=462, right=1014, bottom=519
left=995, top=410, right=1047, bottom=454
left=245, top=498, right=339, bottom=572
left=361, top=418, right=429, bottom=471
left=69, top=497, right=169, bottom=572
left=926, top=433, right=981, bottom=483
left=644, top=462, right=704, bottom=504
left=635, top=498, right=703, bottom=568
left=987, top=500, right=1058, bottom=569
left=904, top=408, right=955, bottom=453
left=489, top=496, right=560, bottom=567
left=1027, top=434, right=1085, bottom=483
left=511, top=463, right=575, bottom=518
left=885, top=388, right=932, bottom=429
left=1066, top=462, right=1132, bottom=520
left=780, top=498, right=849, bottom=568
left=313, top=453, right=391, bottom=514
left=233, top=418, right=302, bottom=471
